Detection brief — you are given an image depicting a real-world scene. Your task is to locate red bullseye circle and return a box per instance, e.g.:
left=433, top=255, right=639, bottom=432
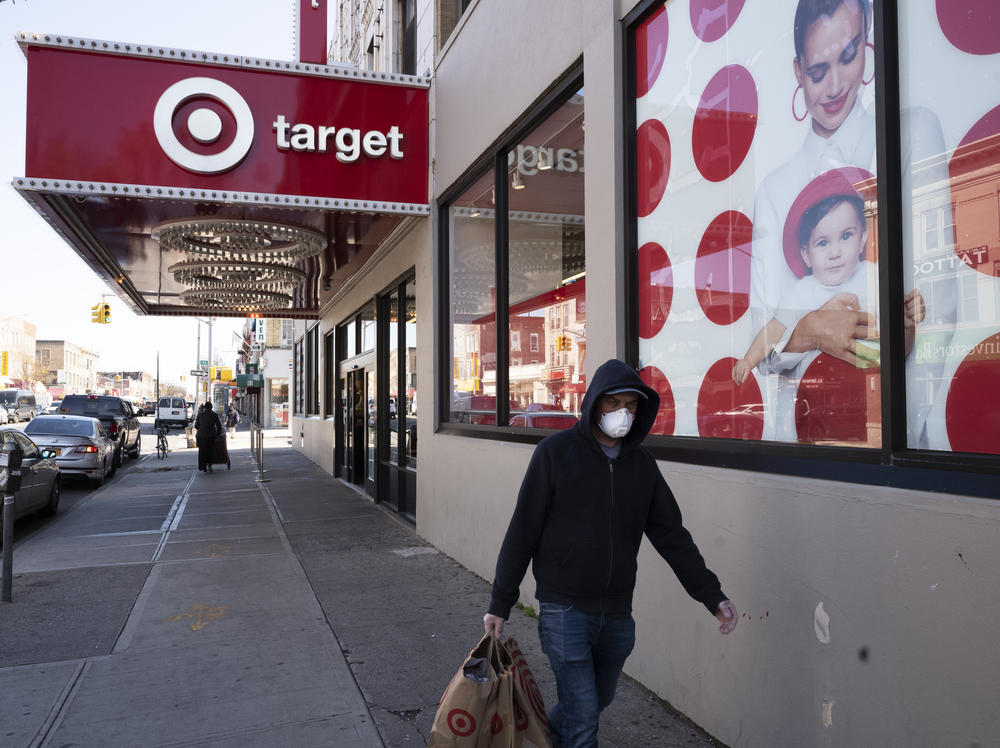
left=692, top=64, right=758, bottom=182
left=794, top=354, right=879, bottom=444
left=695, top=211, right=753, bottom=325
left=949, top=106, right=1000, bottom=277
left=945, top=332, right=1000, bottom=454
left=696, top=357, right=764, bottom=440
left=447, top=708, right=477, bottom=737
left=936, top=0, right=1000, bottom=55
left=638, top=242, right=673, bottom=338
left=514, top=702, right=529, bottom=731
left=690, top=0, right=747, bottom=42
left=637, top=119, right=671, bottom=217
left=640, top=365, right=676, bottom=436
left=636, top=6, right=669, bottom=98
left=491, top=713, right=504, bottom=735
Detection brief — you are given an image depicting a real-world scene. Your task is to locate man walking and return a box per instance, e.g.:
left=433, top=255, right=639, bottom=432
left=483, top=359, right=737, bottom=747
left=194, top=401, right=223, bottom=472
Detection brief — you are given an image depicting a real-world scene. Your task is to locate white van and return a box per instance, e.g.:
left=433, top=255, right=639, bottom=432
left=155, top=396, right=189, bottom=429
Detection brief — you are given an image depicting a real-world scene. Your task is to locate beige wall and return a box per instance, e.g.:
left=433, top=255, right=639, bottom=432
left=419, top=1, right=1000, bottom=746
left=289, top=1, right=1000, bottom=745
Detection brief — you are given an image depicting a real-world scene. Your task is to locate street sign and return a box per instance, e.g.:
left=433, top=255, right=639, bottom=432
left=251, top=343, right=262, bottom=352
left=200, top=360, right=208, bottom=366
left=190, top=369, right=208, bottom=377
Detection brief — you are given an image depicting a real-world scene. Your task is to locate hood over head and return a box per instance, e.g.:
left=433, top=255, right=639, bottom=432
left=577, top=359, right=659, bottom=449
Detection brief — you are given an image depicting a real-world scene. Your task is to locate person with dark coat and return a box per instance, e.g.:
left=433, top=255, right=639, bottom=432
left=483, top=358, right=738, bottom=747
left=194, top=401, right=223, bottom=472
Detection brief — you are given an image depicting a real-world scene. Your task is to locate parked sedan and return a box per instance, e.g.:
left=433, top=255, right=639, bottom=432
left=24, top=414, right=116, bottom=486
left=0, top=427, right=61, bottom=526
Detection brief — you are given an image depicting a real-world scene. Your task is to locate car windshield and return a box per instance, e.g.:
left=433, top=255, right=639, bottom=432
left=26, top=418, right=95, bottom=436
left=0, top=391, right=17, bottom=404
left=60, top=397, right=121, bottom=417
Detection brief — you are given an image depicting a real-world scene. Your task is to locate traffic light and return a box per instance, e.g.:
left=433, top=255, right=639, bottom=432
left=102, top=303, right=111, bottom=324
left=91, top=303, right=102, bottom=324
left=555, top=334, right=570, bottom=351
left=0, top=351, right=7, bottom=377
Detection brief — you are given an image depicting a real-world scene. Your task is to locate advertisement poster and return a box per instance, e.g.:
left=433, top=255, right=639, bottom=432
left=634, top=0, right=1000, bottom=455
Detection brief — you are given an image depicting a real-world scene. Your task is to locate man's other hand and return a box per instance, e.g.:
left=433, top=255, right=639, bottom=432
left=483, top=613, right=506, bottom=638
left=716, top=600, right=738, bottom=635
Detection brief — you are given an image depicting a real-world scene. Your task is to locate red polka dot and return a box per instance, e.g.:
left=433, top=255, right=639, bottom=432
left=936, top=0, right=1000, bottom=55
left=637, top=119, right=671, bottom=217
left=638, top=242, right=673, bottom=338
left=690, top=0, right=746, bottom=43
left=692, top=64, right=758, bottom=183
left=695, top=211, right=752, bottom=325
left=639, top=365, right=676, bottom=436
left=696, top=357, right=764, bottom=439
left=782, top=168, right=876, bottom=278
left=945, top=332, right=1000, bottom=455
left=794, top=354, right=880, bottom=444
left=949, top=106, right=1000, bottom=277
left=636, top=6, right=668, bottom=98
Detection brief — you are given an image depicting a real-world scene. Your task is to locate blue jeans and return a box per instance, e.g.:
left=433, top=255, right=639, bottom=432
left=537, top=602, right=636, bottom=748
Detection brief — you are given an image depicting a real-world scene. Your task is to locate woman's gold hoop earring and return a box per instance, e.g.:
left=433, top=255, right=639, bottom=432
left=863, top=41, right=875, bottom=86
left=792, top=85, right=807, bottom=122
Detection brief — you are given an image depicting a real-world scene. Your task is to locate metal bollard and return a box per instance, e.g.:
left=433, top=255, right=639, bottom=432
left=2, top=494, right=13, bottom=603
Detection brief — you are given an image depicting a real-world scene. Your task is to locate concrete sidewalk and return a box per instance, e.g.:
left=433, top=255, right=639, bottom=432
left=1, top=430, right=721, bottom=747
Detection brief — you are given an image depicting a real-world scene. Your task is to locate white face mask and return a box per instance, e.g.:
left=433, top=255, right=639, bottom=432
left=599, top=407, right=635, bottom=439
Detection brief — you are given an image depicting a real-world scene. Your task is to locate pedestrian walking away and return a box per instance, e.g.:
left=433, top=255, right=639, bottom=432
left=225, top=403, right=240, bottom=437
left=195, top=401, right=224, bottom=472
left=483, top=358, right=738, bottom=748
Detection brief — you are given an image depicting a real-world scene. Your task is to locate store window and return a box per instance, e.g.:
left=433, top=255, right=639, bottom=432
left=444, top=70, right=585, bottom=431
left=632, top=0, right=880, bottom=447
left=448, top=169, right=497, bottom=424
left=293, top=338, right=304, bottom=416
left=438, top=0, right=474, bottom=52
left=306, top=326, right=320, bottom=415
left=323, top=330, right=335, bottom=418
left=899, top=2, right=1000, bottom=457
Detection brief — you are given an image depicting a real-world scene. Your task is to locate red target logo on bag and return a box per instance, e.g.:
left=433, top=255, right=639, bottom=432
left=514, top=701, right=529, bottom=731
left=490, top=713, right=504, bottom=735
left=447, top=709, right=477, bottom=737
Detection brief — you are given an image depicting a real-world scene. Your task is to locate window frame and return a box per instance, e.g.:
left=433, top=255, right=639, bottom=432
left=437, top=62, right=585, bottom=442
left=621, top=0, right=998, bottom=495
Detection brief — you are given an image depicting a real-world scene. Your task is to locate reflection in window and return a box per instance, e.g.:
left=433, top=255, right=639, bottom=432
left=449, top=170, right=497, bottom=424
left=388, top=290, right=400, bottom=464
left=404, top=280, right=417, bottom=465
left=900, top=4, right=1000, bottom=455
left=507, top=87, right=586, bottom=430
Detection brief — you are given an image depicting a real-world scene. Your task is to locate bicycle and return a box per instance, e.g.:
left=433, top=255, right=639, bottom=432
left=156, top=426, right=169, bottom=459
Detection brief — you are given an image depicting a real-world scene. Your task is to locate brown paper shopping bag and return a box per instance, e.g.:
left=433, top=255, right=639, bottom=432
left=428, top=634, right=551, bottom=747
left=428, top=634, right=510, bottom=746
left=504, top=637, right=550, bottom=747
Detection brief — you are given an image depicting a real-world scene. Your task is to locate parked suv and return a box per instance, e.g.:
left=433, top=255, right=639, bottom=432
left=58, top=394, right=141, bottom=466
left=0, top=388, right=37, bottom=423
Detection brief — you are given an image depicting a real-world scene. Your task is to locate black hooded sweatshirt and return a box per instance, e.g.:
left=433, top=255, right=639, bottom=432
left=488, top=359, right=726, bottom=620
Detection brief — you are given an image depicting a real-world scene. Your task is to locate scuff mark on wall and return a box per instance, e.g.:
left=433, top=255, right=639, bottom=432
left=822, top=699, right=834, bottom=727
left=814, top=602, right=831, bottom=644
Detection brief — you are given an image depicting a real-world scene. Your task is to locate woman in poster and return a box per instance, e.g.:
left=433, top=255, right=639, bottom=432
left=749, top=0, right=955, bottom=445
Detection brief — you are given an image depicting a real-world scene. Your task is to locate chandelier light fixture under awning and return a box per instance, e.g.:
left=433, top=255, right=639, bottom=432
left=153, top=217, right=326, bottom=310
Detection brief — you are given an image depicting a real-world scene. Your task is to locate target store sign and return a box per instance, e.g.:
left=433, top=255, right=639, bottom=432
left=22, top=43, right=429, bottom=206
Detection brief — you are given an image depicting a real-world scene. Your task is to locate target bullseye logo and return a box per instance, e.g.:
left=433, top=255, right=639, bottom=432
left=153, top=77, right=254, bottom=174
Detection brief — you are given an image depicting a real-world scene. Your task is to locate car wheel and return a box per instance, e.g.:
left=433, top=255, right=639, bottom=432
left=94, top=457, right=108, bottom=487
left=40, top=478, right=60, bottom=517
left=114, top=444, right=124, bottom=469
left=129, top=432, right=141, bottom=458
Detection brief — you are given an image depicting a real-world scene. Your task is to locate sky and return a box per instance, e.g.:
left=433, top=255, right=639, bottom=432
left=0, top=0, right=302, bottom=393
